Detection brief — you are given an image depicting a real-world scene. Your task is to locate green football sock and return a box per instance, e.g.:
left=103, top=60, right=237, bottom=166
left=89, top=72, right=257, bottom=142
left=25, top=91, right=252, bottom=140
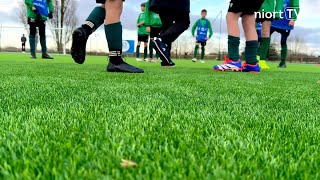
left=201, top=46, right=205, bottom=60
left=40, top=37, right=47, bottom=54
left=83, top=6, right=106, bottom=34
left=144, top=47, right=148, bottom=59
left=136, top=45, right=140, bottom=58
left=29, top=35, right=36, bottom=56
left=105, top=23, right=123, bottom=64
left=281, top=45, right=288, bottom=64
left=245, top=41, right=259, bottom=65
left=194, top=45, right=199, bottom=58
left=149, top=40, right=154, bottom=58
left=259, top=37, right=271, bottom=60
left=228, top=35, right=240, bottom=61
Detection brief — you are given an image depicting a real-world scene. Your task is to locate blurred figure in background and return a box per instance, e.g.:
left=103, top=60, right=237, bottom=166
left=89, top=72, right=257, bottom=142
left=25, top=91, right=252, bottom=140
left=21, top=34, right=27, bottom=53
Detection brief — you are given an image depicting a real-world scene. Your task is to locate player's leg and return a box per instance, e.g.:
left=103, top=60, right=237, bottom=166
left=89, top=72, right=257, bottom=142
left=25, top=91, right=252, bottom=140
left=256, top=0, right=274, bottom=70
left=149, top=27, right=160, bottom=61
left=83, top=4, right=106, bottom=34
left=200, top=42, right=206, bottom=63
left=153, top=13, right=175, bottom=66
left=227, top=12, right=241, bottom=62
left=242, top=14, right=260, bottom=72
left=136, top=40, right=142, bottom=60
left=149, top=29, right=155, bottom=60
left=160, top=13, right=190, bottom=44
left=38, top=20, right=53, bottom=59
left=279, top=29, right=290, bottom=68
left=213, top=11, right=242, bottom=71
left=154, top=28, right=161, bottom=60
left=193, top=42, right=200, bottom=62
left=241, top=0, right=264, bottom=72
left=105, top=0, right=144, bottom=73
left=71, top=4, right=106, bottom=64
left=143, top=38, right=148, bottom=61
left=258, top=20, right=271, bottom=70
left=154, top=12, right=190, bottom=67
left=28, top=19, right=37, bottom=59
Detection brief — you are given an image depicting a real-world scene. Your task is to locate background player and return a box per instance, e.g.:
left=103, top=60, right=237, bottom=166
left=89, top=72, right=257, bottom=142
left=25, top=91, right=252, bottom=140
left=21, top=34, right=27, bottom=53
left=256, top=0, right=283, bottom=70
left=144, top=0, right=162, bottom=62
left=25, top=0, right=54, bottom=59
left=191, top=9, right=213, bottom=63
left=136, top=3, right=149, bottom=62
left=270, top=0, right=300, bottom=68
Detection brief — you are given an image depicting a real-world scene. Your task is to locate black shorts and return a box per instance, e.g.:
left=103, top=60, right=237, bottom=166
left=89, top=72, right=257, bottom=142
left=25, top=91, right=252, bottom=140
left=96, top=0, right=124, bottom=4
left=228, top=0, right=264, bottom=15
left=138, top=35, right=149, bottom=42
left=150, top=27, right=161, bottom=38
left=196, top=41, right=206, bottom=46
left=28, top=18, right=46, bottom=36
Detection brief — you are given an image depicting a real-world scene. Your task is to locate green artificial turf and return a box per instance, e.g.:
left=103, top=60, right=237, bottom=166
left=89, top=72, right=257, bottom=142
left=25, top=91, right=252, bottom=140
left=0, top=53, right=319, bottom=179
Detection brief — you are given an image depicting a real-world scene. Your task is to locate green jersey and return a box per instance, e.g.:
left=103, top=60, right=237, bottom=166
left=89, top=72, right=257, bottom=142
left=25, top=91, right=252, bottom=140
left=144, top=1, right=162, bottom=28
left=137, top=12, right=149, bottom=36
left=25, top=0, right=53, bottom=20
left=259, top=0, right=284, bottom=18
left=191, top=19, right=213, bottom=38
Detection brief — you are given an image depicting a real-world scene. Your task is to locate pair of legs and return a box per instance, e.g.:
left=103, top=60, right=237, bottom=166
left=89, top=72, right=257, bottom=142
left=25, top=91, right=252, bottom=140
left=152, top=11, right=190, bottom=66
left=22, top=42, right=26, bottom=52
left=136, top=35, right=149, bottom=60
left=227, top=12, right=258, bottom=64
left=214, top=0, right=264, bottom=72
left=193, top=41, right=206, bottom=63
left=256, top=16, right=272, bottom=70
left=71, top=0, right=143, bottom=73
left=270, top=26, right=291, bottom=67
left=28, top=18, right=52, bottom=59
left=149, top=27, right=161, bottom=60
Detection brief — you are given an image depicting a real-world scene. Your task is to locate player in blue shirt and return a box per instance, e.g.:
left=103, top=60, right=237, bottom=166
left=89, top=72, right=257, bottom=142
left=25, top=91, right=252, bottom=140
left=191, top=9, right=213, bottom=63
left=270, top=0, right=300, bottom=68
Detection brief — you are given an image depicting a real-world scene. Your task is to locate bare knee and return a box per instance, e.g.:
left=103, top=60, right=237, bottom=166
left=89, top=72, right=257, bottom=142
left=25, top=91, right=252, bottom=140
left=261, top=21, right=271, bottom=37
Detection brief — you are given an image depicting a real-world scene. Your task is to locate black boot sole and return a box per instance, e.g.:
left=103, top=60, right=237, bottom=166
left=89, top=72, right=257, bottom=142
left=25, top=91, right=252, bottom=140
left=106, top=62, right=144, bottom=73
left=71, top=30, right=86, bottom=64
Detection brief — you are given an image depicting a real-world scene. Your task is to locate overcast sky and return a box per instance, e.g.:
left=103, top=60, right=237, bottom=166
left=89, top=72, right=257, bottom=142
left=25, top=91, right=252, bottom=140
left=0, top=0, right=319, bottom=55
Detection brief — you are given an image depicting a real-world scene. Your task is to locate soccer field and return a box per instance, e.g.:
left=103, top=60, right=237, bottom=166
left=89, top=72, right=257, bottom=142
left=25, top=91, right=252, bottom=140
left=0, top=53, right=319, bottom=179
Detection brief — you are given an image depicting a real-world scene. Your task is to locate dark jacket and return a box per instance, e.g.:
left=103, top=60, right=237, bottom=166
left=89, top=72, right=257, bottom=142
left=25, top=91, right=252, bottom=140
left=21, top=37, right=27, bottom=43
left=149, top=0, right=190, bottom=14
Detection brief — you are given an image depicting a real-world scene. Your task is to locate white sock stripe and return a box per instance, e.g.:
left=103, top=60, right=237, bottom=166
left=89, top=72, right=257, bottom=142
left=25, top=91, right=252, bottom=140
left=84, top=21, right=95, bottom=29
left=109, top=51, right=121, bottom=56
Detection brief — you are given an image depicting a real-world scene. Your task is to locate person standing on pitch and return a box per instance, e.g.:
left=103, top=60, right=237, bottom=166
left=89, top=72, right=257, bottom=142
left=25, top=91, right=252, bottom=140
left=213, top=0, right=264, bottom=73
left=270, top=0, right=300, bottom=68
left=21, top=34, right=27, bottom=53
left=256, top=0, right=283, bottom=70
left=191, top=9, right=213, bottom=64
left=25, top=0, right=54, bottom=59
left=136, top=3, right=149, bottom=62
left=149, top=0, right=190, bottom=67
left=144, top=0, right=162, bottom=62
left=71, top=0, right=143, bottom=73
